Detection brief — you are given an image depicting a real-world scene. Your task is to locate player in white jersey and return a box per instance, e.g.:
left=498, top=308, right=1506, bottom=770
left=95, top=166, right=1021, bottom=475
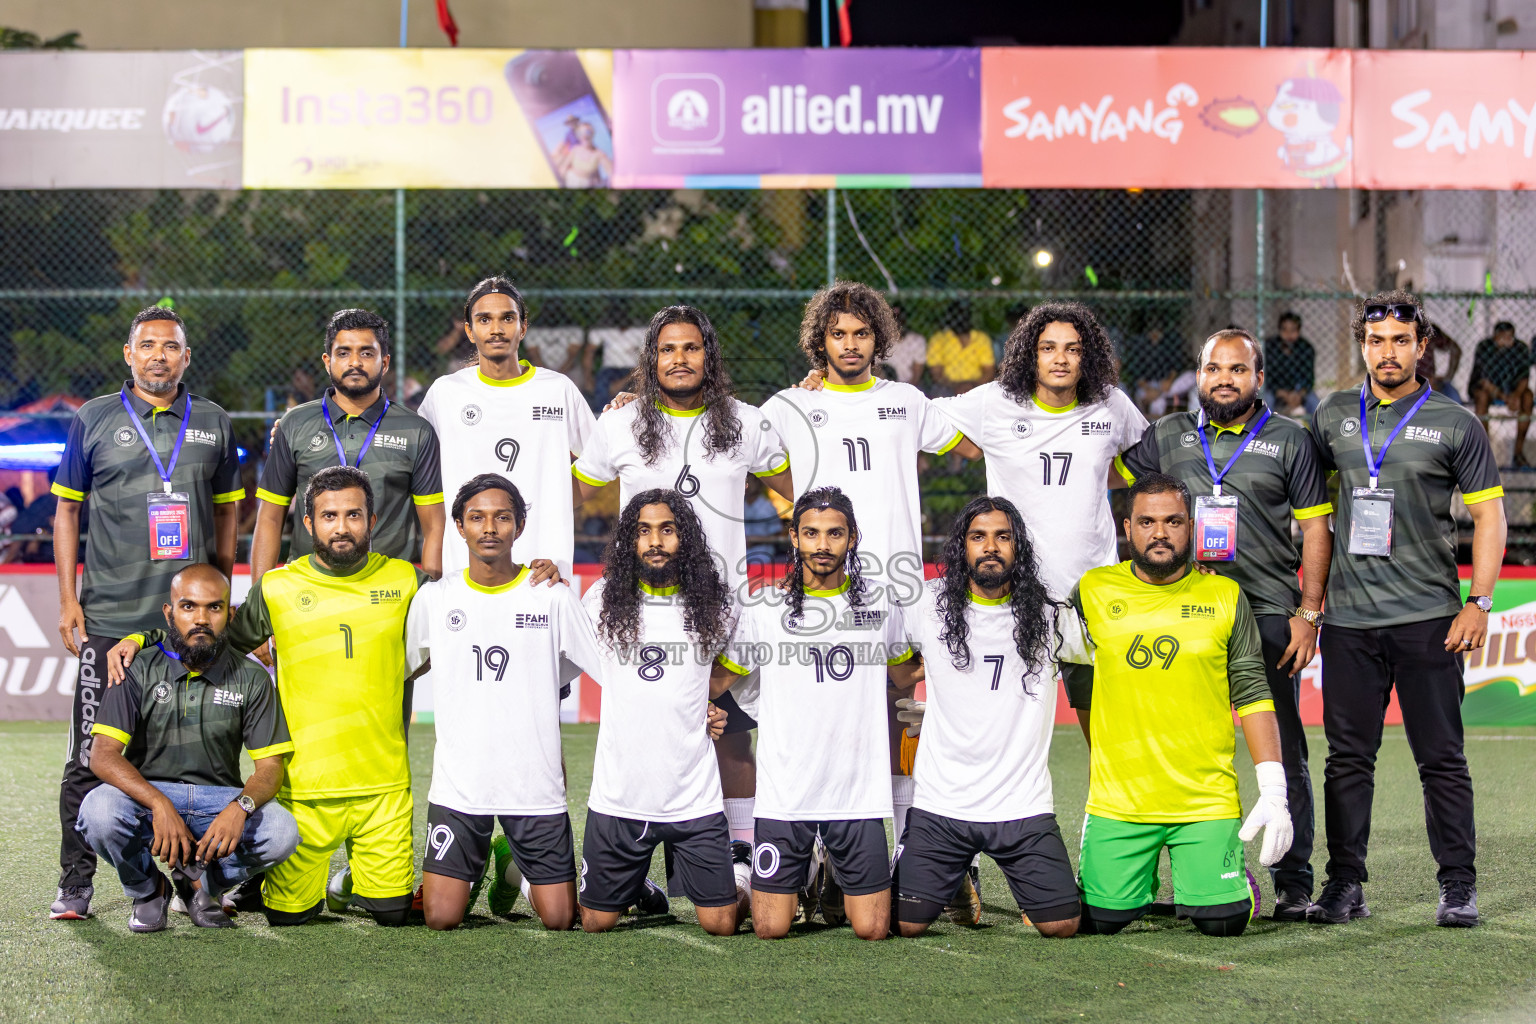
left=715, top=487, right=923, bottom=941
left=576, top=305, right=794, bottom=859
left=405, top=473, right=604, bottom=931
left=894, top=496, right=1082, bottom=938
left=771, top=281, right=981, bottom=895
left=932, top=302, right=1146, bottom=601
left=579, top=489, right=749, bottom=936
left=417, top=277, right=596, bottom=577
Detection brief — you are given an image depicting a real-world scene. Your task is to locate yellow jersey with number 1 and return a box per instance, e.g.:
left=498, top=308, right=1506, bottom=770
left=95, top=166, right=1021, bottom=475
left=1066, top=562, right=1272, bottom=824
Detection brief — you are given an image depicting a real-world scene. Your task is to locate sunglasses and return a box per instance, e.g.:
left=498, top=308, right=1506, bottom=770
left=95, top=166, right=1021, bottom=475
left=1363, top=303, right=1421, bottom=323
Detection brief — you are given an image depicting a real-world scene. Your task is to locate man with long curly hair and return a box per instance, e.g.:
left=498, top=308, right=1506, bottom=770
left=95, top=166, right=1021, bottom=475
left=934, top=301, right=1146, bottom=602
left=714, top=487, right=923, bottom=941
left=579, top=490, right=746, bottom=935
left=893, top=495, right=1083, bottom=940
left=575, top=304, right=795, bottom=861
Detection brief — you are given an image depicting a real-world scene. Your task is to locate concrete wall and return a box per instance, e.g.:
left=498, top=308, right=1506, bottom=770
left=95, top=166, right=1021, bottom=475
left=0, top=0, right=754, bottom=49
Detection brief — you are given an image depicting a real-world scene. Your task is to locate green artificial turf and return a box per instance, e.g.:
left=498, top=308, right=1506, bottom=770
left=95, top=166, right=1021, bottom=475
left=2, top=721, right=1534, bottom=1023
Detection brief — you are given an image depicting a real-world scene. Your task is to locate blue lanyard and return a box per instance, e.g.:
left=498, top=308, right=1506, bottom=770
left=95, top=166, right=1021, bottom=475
left=1358, top=380, right=1433, bottom=489
left=156, top=643, right=180, bottom=661
left=1196, top=406, right=1272, bottom=496
left=119, top=387, right=191, bottom=494
left=321, top=392, right=389, bottom=468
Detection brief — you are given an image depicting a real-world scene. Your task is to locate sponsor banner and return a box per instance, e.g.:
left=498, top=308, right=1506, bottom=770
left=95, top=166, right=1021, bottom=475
left=1354, top=50, right=1536, bottom=190
left=242, top=48, right=614, bottom=188
left=981, top=47, right=1353, bottom=189
left=0, top=51, right=242, bottom=188
left=612, top=48, right=982, bottom=186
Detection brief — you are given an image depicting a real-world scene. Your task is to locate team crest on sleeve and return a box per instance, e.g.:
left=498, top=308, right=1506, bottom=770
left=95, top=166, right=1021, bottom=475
left=296, top=590, right=318, bottom=613
left=1107, top=599, right=1128, bottom=620
left=461, top=404, right=483, bottom=426
left=308, top=433, right=327, bottom=452
left=446, top=609, right=467, bottom=632
left=114, top=427, right=137, bottom=447
left=808, top=409, right=829, bottom=429
left=1341, top=419, right=1359, bottom=436
left=152, top=682, right=173, bottom=704
left=1011, top=420, right=1032, bottom=438
left=1179, top=431, right=1199, bottom=448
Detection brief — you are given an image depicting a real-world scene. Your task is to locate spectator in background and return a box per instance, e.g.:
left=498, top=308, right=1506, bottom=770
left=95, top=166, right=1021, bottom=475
left=1425, top=322, right=1465, bottom=404
left=742, top=474, right=785, bottom=569
left=883, top=305, right=928, bottom=385
left=927, top=302, right=995, bottom=396
left=11, top=473, right=60, bottom=564
left=523, top=300, right=592, bottom=396
left=1470, top=320, right=1534, bottom=468
left=285, top=365, right=316, bottom=410
left=1266, top=311, right=1317, bottom=416
left=586, top=301, right=647, bottom=410
left=1132, top=322, right=1194, bottom=416
left=433, top=318, right=477, bottom=374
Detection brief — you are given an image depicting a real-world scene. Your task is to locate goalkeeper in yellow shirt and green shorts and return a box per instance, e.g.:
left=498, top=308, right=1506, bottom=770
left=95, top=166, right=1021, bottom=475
left=1060, top=472, right=1293, bottom=937
left=108, top=466, right=429, bottom=927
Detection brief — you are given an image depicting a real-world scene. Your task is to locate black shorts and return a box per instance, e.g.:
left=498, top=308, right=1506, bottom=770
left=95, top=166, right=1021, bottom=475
left=752, top=817, right=890, bottom=897
left=423, top=804, right=577, bottom=886
left=579, top=810, right=738, bottom=913
left=711, top=689, right=757, bottom=735
left=894, top=808, right=1080, bottom=925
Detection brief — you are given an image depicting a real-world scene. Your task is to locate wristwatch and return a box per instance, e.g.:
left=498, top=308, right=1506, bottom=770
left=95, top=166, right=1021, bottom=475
left=1293, top=607, right=1323, bottom=628
left=1467, top=595, right=1493, bottom=613
left=234, top=794, right=256, bottom=815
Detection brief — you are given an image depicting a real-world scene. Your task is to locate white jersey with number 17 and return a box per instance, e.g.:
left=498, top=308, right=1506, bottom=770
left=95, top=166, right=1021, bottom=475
left=935, top=384, right=1145, bottom=601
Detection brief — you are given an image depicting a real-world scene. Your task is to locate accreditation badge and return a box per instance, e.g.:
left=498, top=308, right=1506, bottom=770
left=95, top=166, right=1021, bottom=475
left=1194, top=494, right=1239, bottom=561
left=1348, top=487, right=1395, bottom=557
left=147, top=492, right=192, bottom=561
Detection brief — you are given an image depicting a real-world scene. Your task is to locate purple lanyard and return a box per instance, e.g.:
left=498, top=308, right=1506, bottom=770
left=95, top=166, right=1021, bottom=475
left=1358, top=381, right=1432, bottom=489
left=119, top=388, right=191, bottom=494
left=321, top=393, right=388, bottom=468
left=1196, top=406, right=1273, bottom=497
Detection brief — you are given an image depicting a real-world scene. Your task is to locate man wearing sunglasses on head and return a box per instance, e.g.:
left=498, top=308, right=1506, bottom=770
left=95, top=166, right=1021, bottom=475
left=1308, top=290, right=1507, bottom=929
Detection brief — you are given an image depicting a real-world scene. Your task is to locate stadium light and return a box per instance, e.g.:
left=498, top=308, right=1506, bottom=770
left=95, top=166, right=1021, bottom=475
left=1033, top=248, right=1053, bottom=269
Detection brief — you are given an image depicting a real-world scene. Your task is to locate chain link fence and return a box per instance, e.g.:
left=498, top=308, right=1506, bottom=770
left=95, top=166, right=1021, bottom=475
left=2, top=186, right=1532, bottom=557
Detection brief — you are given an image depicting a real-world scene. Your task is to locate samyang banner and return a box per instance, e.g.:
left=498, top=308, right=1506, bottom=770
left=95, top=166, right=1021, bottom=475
left=0, top=51, right=242, bottom=189
left=612, top=48, right=982, bottom=187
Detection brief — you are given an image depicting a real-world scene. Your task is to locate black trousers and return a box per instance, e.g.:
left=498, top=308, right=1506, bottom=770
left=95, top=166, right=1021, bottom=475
left=1255, top=615, right=1315, bottom=895
left=1319, top=615, right=1475, bottom=886
left=58, top=634, right=121, bottom=888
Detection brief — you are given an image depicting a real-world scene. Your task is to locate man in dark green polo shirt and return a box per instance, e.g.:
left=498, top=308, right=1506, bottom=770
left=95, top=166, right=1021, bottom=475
left=251, top=308, right=445, bottom=584
left=76, top=564, right=296, bottom=933
left=50, top=305, right=245, bottom=921
left=1116, top=328, right=1332, bottom=921
left=1309, top=290, right=1507, bottom=929
left=1469, top=320, right=1533, bottom=468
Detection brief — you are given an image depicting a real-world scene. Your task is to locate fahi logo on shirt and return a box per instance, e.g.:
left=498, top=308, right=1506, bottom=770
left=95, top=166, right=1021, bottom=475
left=211, top=688, right=245, bottom=708
left=514, top=613, right=550, bottom=629
left=1181, top=603, right=1217, bottom=620
left=1245, top=439, right=1282, bottom=459
left=370, top=588, right=404, bottom=605
left=186, top=428, right=219, bottom=447
left=1080, top=420, right=1113, bottom=436
left=1404, top=425, right=1443, bottom=445
left=840, top=609, right=887, bottom=630
left=531, top=406, right=565, bottom=422
left=375, top=433, right=410, bottom=452
left=876, top=407, right=907, bottom=421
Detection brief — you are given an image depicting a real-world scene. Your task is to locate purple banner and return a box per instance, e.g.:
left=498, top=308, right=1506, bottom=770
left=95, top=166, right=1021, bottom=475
left=613, top=48, right=981, bottom=185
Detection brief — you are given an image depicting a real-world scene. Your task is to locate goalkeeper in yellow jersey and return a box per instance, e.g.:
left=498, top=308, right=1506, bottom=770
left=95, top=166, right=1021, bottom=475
left=1060, top=472, right=1293, bottom=937
left=107, top=466, right=429, bottom=927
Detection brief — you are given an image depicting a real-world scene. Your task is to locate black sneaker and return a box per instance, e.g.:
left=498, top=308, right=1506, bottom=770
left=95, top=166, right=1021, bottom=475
left=631, top=878, right=669, bottom=916
left=1272, top=888, right=1313, bottom=922
left=730, top=840, right=753, bottom=905
left=1306, top=878, right=1369, bottom=924
left=49, top=885, right=94, bottom=921
left=1436, top=880, right=1478, bottom=928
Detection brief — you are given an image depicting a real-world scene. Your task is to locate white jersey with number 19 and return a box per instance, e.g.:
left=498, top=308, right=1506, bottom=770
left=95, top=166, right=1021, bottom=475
left=760, top=379, right=961, bottom=595
left=935, top=384, right=1145, bottom=600
left=418, top=362, right=596, bottom=577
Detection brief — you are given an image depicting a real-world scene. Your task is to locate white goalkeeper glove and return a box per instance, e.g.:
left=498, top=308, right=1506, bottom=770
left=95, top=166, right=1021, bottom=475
left=1238, top=760, right=1293, bottom=868
left=894, top=698, right=926, bottom=738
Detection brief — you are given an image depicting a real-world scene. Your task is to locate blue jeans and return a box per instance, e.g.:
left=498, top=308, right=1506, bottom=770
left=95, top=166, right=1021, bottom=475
left=77, top=782, right=299, bottom=900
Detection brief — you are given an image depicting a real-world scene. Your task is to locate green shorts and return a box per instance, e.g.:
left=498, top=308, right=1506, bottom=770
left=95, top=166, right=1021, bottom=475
left=1078, top=814, right=1252, bottom=915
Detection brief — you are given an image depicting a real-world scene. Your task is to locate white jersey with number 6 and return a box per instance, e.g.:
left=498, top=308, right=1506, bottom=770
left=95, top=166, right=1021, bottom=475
left=721, top=581, right=912, bottom=821
left=582, top=579, right=733, bottom=822
left=906, top=581, right=1088, bottom=822
left=571, top=399, right=787, bottom=596
left=934, top=384, right=1145, bottom=600
left=406, top=567, right=603, bottom=816
left=418, top=363, right=596, bottom=577
left=760, top=379, right=962, bottom=597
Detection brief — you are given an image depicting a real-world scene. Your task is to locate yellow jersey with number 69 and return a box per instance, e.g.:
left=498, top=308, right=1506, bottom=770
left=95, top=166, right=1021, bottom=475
left=1063, top=562, right=1272, bottom=824
left=239, top=553, right=428, bottom=800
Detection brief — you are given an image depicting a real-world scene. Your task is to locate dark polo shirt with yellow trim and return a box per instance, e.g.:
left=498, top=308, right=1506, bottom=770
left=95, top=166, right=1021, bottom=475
left=1117, top=402, right=1332, bottom=620
left=257, top=389, right=443, bottom=562
left=1311, top=377, right=1504, bottom=629
left=52, top=382, right=245, bottom=637
left=92, top=643, right=293, bottom=789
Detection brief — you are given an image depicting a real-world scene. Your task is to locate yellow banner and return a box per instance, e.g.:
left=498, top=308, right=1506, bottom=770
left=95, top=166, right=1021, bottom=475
left=243, top=48, right=614, bottom=188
